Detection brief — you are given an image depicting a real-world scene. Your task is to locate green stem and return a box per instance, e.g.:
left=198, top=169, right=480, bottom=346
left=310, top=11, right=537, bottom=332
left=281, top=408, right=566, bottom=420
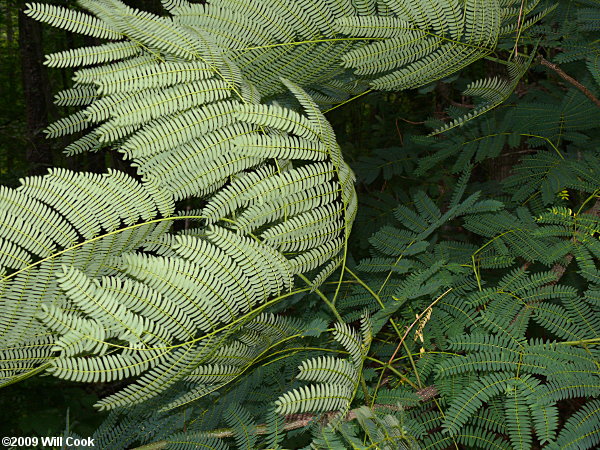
left=360, top=374, right=372, bottom=405
left=483, top=55, right=513, bottom=66
left=345, top=267, right=384, bottom=309
left=0, top=361, right=53, bottom=388
left=402, top=342, right=423, bottom=388
left=298, top=273, right=344, bottom=323
left=365, top=356, right=419, bottom=390
left=560, top=338, right=600, bottom=346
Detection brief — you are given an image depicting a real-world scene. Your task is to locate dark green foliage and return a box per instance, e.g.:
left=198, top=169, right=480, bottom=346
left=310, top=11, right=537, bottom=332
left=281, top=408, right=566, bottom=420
left=1, top=0, right=600, bottom=448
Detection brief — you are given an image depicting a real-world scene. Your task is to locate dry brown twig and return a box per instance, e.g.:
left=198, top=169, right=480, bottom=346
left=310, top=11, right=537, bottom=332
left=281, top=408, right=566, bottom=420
left=132, top=390, right=439, bottom=450
left=537, top=56, right=600, bottom=108
left=387, top=288, right=453, bottom=367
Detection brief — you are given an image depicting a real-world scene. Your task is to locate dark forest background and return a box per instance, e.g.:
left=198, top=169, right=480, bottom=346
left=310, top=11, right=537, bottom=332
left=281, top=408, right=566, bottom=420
left=0, top=0, right=171, bottom=183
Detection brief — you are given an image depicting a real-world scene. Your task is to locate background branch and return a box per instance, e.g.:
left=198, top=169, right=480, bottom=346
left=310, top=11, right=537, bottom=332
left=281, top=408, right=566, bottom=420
left=538, top=56, right=600, bottom=108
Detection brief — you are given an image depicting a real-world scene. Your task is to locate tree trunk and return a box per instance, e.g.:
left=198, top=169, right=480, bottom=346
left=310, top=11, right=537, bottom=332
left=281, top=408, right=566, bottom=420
left=18, top=6, right=53, bottom=175
left=5, top=0, right=14, bottom=44
left=3, top=0, right=17, bottom=105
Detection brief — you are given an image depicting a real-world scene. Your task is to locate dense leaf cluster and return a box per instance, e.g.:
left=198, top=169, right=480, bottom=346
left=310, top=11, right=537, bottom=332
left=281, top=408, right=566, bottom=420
left=1, top=0, right=599, bottom=448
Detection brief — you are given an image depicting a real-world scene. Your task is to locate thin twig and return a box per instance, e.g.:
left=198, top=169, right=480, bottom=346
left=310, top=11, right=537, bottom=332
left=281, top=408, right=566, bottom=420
left=511, top=0, right=526, bottom=59
left=550, top=197, right=600, bottom=282
left=130, top=393, right=440, bottom=450
left=397, top=116, right=426, bottom=125
left=387, top=288, right=453, bottom=367
left=538, top=56, right=600, bottom=108
left=395, top=119, right=404, bottom=146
